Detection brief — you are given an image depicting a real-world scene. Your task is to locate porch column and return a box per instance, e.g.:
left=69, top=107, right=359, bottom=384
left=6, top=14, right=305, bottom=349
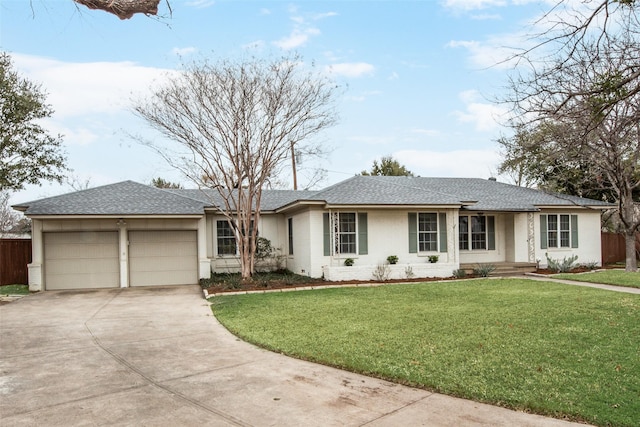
left=27, top=219, right=43, bottom=292
left=197, top=216, right=209, bottom=279
left=118, top=221, right=129, bottom=288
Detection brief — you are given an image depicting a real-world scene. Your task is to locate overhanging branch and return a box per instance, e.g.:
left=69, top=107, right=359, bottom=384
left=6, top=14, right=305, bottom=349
left=73, top=0, right=161, bottom=19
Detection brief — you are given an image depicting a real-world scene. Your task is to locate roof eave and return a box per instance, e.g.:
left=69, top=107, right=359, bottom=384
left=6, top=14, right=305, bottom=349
left=534, top=204, right=614, bottom=210
left=24, top=214, right=205, bottom=219
left=323, top=203, right=464, bottom=210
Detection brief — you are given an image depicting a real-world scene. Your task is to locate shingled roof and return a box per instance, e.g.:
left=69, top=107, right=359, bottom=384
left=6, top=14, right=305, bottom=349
left=13, top=181, right=208, bottom=216
left=166, top=189, right=317, bottom=212
left=13, top=176, right=613, bottom=216
left=362, top=176, right=613, bottom=211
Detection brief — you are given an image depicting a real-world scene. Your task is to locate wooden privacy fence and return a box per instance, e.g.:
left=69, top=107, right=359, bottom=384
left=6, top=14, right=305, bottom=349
left=0, top=239, right=32, bottom=286
left=601, top=232, right=640, bottom=265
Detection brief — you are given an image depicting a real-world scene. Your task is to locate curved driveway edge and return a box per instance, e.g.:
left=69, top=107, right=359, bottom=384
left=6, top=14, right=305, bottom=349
left=1, top=285, right=588, bottom=426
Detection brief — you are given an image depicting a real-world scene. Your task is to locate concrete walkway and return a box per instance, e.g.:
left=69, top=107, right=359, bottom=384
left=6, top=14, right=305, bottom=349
left=523, top=273, right=640, bottom=294
left=1, top=286, right=588, bottom=427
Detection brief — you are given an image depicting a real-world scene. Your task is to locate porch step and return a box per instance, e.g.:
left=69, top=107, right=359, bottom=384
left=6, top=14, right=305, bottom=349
left=459, top=262, right=537, bottom=276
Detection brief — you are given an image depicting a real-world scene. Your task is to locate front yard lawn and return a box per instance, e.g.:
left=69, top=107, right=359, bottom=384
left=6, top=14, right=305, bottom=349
left=553, top=270, right=640, bottom=288
left=210, top=279, right=639, bottom=427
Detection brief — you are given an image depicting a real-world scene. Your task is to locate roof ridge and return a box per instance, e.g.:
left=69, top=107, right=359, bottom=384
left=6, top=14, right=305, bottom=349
left=12, top=180, right=142, bottom=208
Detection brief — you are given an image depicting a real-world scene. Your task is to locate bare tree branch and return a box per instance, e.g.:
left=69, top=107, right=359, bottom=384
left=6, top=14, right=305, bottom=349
left=133, top=55, right=339, bottom=279
left=73, top=0, right=162, bottom=19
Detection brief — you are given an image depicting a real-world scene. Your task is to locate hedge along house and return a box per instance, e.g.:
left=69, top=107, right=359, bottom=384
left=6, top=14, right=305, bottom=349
left=13, top=176, right=613, bottom=291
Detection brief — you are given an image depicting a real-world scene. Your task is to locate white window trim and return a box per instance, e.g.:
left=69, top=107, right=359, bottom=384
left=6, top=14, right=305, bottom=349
left=546, top=214, right=572, bottom=249
left=459, top=214, right=491, bottom=251
left=417, top=212, right=439, bottom=253
left=332, top=212, right=358, bottom=256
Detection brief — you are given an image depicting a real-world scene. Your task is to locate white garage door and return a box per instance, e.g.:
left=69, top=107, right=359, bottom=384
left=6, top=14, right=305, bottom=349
left=129, top=230, right=198, bottom=287
left=44, top=232, right=119, bottom=290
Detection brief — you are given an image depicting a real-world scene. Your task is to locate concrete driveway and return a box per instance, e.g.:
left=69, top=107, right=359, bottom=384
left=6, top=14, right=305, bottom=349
left=0, top=285, right=587, bottom=426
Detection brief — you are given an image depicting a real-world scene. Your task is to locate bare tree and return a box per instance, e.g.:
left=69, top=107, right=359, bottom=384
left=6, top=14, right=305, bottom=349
left=508, top=0, right=639, bottom=122
left=502, top=17, right=640, bottom=270
left=1, top=191, right=20, bottom=237
left=134, top=55, right=338, bottom=279
left=66, top=175, right=92, bottom=192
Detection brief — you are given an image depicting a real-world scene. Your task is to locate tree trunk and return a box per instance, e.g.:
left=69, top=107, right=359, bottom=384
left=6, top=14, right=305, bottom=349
left=624, top=232, right=638, bottom=272
left=73, top=0, right=160, bottom=19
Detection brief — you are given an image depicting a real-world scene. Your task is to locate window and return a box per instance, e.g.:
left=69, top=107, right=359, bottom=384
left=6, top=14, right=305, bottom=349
left=323, top=212, right=368, bottom=256
left=288, top=217, right=294, bottom=255
left=418, top=213, right=438, bottom=252
left=408, top=212, right=447, bottom=254
left=216, top=220, right=236, bottom=255
left=337, top=213, right=357, bottom=254
left=546, top=214, right=571, bottom=248
left=459, top=215, right=494, bottom=250
left=459, top=216, right=469, bottom=250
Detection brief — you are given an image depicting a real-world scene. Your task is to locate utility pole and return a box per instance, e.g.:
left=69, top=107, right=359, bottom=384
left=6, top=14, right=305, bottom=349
left=291, top=141, right=298, bottom=190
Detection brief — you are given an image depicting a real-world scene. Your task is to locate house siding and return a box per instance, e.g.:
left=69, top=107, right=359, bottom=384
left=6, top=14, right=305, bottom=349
left=458, top=213, right=506, bottom=265
left=207, top=214, right=285, bottom=274
left=535, top=210, right=602, bottom=267
left=319, top=208, right=458, bottom=281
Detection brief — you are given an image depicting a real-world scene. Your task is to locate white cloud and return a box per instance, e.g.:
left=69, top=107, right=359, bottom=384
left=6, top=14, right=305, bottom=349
left=41, top=120, right=99, bottom=146
left=186, top=0, right=215, bottom=9
left=388, top=71, right=399, bottom=80
left=410, top=128, right=440, bottom=137
left=273, top=28, right=320, bottom=50
left=325, top=62, right=375, bottom=78
left=273, top=7, right=336, bottom=51
left=313, top=12, right=338, bottom=20
left=453, top=90, right=507, bottom=132
left=11, top=54, right=173, bottom=119
left=446, top=38, right=518, bottom=69
left=260, top=8, right=271, bottom=15
left=171, top=46, right=198, bottom=56
left=441, top=0, right=506, bottom=12
left=395, top=149, right=501, bottom=178
left=471, top=13, right=502, bottom=20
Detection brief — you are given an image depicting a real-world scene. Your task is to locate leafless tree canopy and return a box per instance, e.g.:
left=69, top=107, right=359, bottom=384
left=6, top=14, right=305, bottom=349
left=508, top=0, right=639, bottom=122
left=73, top=0, right=162, bottom=19
left=500, top=0, right=640, bottom=270
left=134, top=55, right=338, bottom=278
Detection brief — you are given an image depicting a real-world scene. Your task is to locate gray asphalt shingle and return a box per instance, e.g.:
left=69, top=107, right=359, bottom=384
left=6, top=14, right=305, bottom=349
left=14, top=181, right=208, bottom=215
left=14, top=176, right=613, bottom=216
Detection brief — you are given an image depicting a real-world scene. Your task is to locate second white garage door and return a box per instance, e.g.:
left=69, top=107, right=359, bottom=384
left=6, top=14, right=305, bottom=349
left=128, top=230, right=198, bottom=287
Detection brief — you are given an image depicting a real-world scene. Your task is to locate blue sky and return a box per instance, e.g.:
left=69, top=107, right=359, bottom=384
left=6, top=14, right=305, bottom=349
left=1, top=0, right=558, bottom=205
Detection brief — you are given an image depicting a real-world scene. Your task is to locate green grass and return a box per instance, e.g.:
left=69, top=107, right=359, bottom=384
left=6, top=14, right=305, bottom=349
left=0, top=284, right=29, bottom=295
left=210, top=279, right=640, bottom=427
left=554, top=270, right=640, bottom=288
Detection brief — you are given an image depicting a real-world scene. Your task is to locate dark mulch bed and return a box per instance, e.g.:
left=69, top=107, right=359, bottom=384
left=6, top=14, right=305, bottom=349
left=203, top=274, right=471, bottom=294
left=204, top=264, right=620, bottom=294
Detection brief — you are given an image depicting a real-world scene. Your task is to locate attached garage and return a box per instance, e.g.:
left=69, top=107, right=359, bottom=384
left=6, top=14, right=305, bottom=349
left=128, top=230, right=198, bottom=287
left=44, top=231, right=119, bottom=290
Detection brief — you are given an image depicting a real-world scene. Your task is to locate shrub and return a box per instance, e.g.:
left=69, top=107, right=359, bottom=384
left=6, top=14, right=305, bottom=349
left=452, top=268, right=467, bottom=279
left=473, top=263, right=495, bottom=277
left=372, top=264, right=391, bottom=281
left=581, top=261, right=599, bottom=271
left=405, top=265, right=415, bottom=279
left=387, top=255, right=399, bottom=265
left=546, top=254, right=578, bottom=273
left=428, top=255, right=439, bottom=263
left=344, top=258, right=354, bottom=266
